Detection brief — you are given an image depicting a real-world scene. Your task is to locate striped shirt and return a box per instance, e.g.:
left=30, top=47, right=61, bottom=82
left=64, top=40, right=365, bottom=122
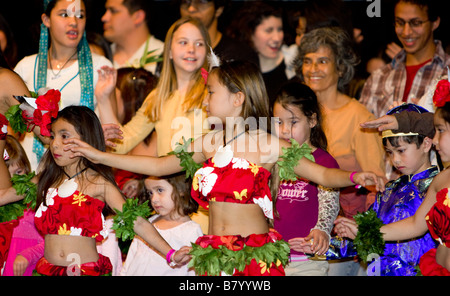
left=360, top=40, right=450, bottom=117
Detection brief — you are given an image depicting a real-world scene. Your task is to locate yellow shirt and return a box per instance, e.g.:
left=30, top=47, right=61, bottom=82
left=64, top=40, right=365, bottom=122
left=113, top=90, right=208, bottom=156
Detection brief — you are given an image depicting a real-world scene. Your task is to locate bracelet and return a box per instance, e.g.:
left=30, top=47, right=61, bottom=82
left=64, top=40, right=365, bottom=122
left=166, top=249, right=176, bottom=266
left=349, top=171, right=357, bottom=184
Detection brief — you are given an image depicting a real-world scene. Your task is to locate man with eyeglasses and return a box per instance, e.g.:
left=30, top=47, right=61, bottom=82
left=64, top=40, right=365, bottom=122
left=360, top=0, right=450, bottom=118
left=178, top=0, right=258, bottom=67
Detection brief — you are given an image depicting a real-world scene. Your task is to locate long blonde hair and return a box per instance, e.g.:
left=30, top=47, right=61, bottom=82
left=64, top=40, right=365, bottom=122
left=145, top=17, right=210, bottom=121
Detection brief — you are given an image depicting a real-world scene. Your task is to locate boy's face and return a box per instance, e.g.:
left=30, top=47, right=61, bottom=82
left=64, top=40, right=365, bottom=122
left=384, top=137, right=431, bottom=176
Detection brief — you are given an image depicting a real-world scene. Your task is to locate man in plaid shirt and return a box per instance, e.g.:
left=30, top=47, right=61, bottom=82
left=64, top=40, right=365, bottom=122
left=360, top=0, right=450, bottom=118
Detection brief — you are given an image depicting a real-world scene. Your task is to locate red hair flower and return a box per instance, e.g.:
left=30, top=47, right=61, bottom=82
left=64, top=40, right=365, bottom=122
left=34, top=89, right=61, bottom=136
left=201, top=68, right=209, bottom=85
left=433, top=79, right=450, bottom=108
left=36, top=89, right=61, bottom=118
left=0, top=113, right=8, bottom=140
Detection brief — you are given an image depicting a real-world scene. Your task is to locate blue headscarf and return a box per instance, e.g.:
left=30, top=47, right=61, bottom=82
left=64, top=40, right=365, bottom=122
left=34, top=0, right=94, bottom=162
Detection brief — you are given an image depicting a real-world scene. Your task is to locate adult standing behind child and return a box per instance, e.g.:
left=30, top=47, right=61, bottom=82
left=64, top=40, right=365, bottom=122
left=272, top=81, right=340, bottom=276
left=101, top=0, right=164, bottom=73
left=14, top=0, right=113, bottom=171
left=227, top=1, right=289, bottom=105
left=120, top=173, right=202, bottom=276
left=294, top=26, right=386, bottom=276
left=178, top=0, right=258, bottom=66
left=294, top=26, right=386, bottom=220
left=359, top=0, right=450, bottom=116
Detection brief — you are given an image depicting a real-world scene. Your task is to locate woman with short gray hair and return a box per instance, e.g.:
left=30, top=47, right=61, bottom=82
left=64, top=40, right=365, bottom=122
left=295, top=26, right=386, bottom=276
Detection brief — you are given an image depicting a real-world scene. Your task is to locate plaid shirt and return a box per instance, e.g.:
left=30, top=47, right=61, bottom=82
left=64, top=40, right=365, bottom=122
left=360, top=40, right=450, bottom=117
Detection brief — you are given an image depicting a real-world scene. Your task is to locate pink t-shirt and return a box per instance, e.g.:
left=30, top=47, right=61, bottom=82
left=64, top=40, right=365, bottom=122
left=274, top=148, right=339, bottom=256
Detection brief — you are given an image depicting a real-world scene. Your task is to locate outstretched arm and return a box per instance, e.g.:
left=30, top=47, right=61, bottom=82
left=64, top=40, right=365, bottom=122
left=294, top=157, right=386, bottom=192
left=103, top=181, right=191, bottom=265
left=64, top=137, right=205, bottom=176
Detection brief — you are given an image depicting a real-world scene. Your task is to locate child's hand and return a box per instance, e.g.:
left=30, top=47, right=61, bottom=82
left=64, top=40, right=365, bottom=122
left=102, top=123, right=123, bottom=148
left=63, top=138, right=104, bottom=163
left=353, top=172, right=387, bottom=192
left=122, top=179, right=141, bottom=198
left=334, top=216, right=358, bottom=240
left=360, top=114, right=398, bottom=132
left=95, top=66, right=117, bottom=103
left=288, top=237, right=312, bottom=254
left=13, top=255, right=29, bottom=276
left=303, top=229, right=330, bottom=255
left=173, top=246, right=192, bottom=266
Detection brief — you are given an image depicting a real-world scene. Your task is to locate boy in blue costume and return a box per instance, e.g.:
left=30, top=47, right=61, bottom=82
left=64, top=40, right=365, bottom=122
left=370, top=104, right=438, bottom=275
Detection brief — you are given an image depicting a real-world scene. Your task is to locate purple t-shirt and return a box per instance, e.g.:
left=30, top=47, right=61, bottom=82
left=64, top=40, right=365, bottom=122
left=274, top=148, right=339, bottom=255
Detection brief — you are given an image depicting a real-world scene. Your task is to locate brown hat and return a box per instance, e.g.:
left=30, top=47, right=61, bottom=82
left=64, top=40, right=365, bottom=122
left=382, top=103, right=435, bottom=139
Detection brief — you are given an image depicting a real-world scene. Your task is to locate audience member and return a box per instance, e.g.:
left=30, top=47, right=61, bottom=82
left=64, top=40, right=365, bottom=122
left=227, top=1, right=289, bottom=105
left=294, top=27, right=386, bottom=275
left=360, top=0, right=450, bottom=117
left=14, top=0, right=113, bottom=171
left=178, top=0, right=258, bottom=66
left=102, top=0, right=164, bottom=73
left=0, top=13, right=18, bottom=68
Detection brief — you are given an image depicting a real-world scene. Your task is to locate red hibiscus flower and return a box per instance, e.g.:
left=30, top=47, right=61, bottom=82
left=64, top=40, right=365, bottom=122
left=220, top=235, right=244, bottom=251
left=433, top=79, right=450, bottom=108
left=196, top=235, right=224, bottom=249
left=33, top=109, right=52, bottom=137
left=36, top=89, right=60, bottom=118
left=426, top=188, right=450, bottom=248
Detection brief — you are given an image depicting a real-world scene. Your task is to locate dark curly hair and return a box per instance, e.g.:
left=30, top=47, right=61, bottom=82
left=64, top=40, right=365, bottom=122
left=294, top=26, right=360, bottom=92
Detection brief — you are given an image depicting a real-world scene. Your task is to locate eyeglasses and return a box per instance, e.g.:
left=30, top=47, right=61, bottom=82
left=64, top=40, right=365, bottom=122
left=180, top=0, right=212, bottom=8
left=394, top=18, right=429, bottom=29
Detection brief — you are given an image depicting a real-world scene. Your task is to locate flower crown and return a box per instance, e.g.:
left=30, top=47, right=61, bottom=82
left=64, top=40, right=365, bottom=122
left=432, top=67, right=450, bottom=108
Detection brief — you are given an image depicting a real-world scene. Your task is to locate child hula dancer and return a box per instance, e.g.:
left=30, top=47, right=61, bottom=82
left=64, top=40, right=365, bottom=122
left=65, top=60, right=385, bottom=276
left=0, top=102, right=190, bottom=276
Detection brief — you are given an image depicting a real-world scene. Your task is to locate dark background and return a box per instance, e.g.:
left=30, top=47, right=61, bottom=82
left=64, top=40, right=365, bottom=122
left=2, top=0, right=449, bottom=68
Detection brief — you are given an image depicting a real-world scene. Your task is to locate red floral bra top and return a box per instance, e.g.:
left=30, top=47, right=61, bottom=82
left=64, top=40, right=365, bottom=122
left=425, top=188, right=450, bottom=248
left=34, top=188, right=107, bottom=243
left=191, top=157, right=273, bottom=219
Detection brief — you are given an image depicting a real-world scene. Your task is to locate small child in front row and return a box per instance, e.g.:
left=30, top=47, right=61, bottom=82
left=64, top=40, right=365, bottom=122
left=120, top=173, right=203, bottom=276
left=336, top=104, right=438, bottom=276
left=1, top=135, right=43, bottom=276
left=272, top=81, right=340, bottom=276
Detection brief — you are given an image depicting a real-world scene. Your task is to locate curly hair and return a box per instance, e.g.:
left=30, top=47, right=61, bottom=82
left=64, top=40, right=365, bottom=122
left=294, top=26, right=360, bottom=92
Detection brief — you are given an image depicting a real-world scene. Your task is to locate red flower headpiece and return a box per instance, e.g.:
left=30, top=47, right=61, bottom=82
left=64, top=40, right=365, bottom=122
left=33, top=89, right=61, bottom=137
left=433, top=79, right=450, bottom=108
